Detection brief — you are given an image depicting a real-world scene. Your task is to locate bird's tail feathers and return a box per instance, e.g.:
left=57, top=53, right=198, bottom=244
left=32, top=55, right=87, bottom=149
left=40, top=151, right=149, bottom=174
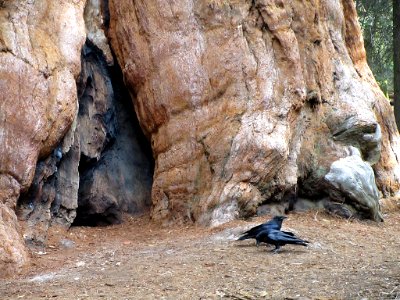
left=281, top=231, right=310, bottom=244
left=291, top=238, right=309, bottom=246
left=279, top=233, right=309, bottom=246
left=237, top=235, right=251, bottom=241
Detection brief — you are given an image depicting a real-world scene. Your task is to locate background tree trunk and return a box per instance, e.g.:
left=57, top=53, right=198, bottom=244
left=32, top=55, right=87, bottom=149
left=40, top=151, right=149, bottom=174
left=394, top=0, right=400, bottom=129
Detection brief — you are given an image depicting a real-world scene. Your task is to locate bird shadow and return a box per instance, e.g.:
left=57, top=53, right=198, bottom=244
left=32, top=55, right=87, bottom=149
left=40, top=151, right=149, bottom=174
left=234, top=242, right=309, bottom=255
left=233, top=243, right=258, bottom=248
left=257, top=247, right=309, bottom=255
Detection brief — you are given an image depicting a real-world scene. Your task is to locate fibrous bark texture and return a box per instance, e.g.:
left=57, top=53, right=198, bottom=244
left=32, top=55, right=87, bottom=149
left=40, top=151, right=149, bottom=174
left=1, top=0, right=154, bottom=274
left=1, top=0, right=400, bottom=276
left=109, top=0, right=400, bottom=225
left=0, top=0, right=86, bottom=275
left=16, top=2, right=153, bottom=243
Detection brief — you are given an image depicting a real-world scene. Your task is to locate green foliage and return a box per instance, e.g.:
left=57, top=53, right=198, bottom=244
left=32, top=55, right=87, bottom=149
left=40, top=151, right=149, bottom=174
left=356, top=0, right=393, bottom=94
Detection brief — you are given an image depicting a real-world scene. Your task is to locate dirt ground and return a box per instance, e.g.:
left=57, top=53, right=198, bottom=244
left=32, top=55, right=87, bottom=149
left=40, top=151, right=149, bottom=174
left=1, top=211, right=400, bottom=300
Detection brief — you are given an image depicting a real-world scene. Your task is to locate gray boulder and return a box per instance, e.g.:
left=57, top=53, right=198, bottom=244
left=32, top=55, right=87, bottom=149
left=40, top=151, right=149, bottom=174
left=324, top=148, right=382, bottom=221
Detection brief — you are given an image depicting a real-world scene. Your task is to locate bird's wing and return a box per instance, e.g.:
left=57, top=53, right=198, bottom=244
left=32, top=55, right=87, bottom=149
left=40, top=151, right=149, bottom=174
left=240, top=217, right=284, bottom=236
left=281, top=230, right=295, bottom=236
left=255, top=230, right=270, bottom=241
left=242, top=224, right=263, bottom=235
left=267, top=230, right=308, bottom=244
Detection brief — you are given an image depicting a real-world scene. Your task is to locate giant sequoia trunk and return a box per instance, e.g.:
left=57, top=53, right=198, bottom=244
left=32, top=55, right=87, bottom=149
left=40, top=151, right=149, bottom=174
left=0, top=0, right=399, bottom=274
left=109, top=0, right=400, bottom=225
left=0, top=1, right=86, bottom=275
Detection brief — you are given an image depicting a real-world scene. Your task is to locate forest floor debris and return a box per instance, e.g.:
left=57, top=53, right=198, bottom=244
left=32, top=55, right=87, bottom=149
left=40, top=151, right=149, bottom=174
left=1, top=211, right=399, bottom=299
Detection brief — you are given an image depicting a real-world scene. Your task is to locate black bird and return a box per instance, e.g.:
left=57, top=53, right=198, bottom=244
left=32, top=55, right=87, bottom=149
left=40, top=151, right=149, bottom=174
left=255, top=229, right=309, bottom=253
left=237, top=216, right=294, bottom=245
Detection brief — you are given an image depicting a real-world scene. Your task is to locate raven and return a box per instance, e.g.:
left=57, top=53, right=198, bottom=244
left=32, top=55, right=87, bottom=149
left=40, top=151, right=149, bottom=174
left=255, top=229, right=309, bottom=253
left=237, top=216, right=294, bottom=245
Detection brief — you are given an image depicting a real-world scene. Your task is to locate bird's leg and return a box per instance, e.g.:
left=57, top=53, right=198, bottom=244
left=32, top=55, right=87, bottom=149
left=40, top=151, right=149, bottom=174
left=256, top=240, right=260, bottom=247
left=272, top=245, right=281, bottom=254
